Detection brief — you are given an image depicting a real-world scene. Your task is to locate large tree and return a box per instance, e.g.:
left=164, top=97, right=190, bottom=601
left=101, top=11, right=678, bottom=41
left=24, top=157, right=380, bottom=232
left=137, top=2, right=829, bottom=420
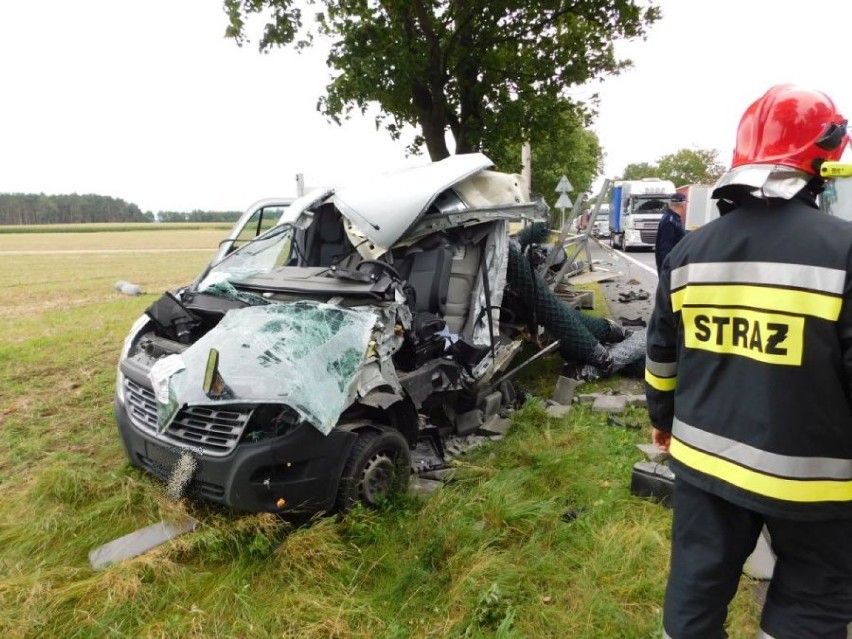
left=224, top=0, right=660, bottom=164
left=621, top=148, right=726, bottom=185
left=487, top=104, right=603, bottom=198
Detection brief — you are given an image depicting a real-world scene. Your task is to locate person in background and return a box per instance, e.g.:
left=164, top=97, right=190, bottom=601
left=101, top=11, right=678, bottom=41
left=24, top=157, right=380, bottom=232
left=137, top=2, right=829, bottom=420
left=645, top=84, right=852, bottom=638
left=654, top=193, right=686, bottom=271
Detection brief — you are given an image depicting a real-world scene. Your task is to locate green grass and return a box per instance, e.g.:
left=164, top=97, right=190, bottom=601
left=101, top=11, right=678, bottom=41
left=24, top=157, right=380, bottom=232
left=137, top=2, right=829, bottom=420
left=0, top=231, right=762, bottom=638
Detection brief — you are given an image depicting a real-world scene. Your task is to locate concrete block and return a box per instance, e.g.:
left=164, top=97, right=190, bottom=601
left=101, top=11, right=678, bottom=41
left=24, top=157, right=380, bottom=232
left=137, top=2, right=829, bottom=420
left=552, top=376, right=582, bottom=405
left=576, top=393, right=597, bottom=404
left=592, top=394, right=628, bottom=413
left=455, top=409, right=483, bottom=436
left=546, top=404, right=572, bottom=418
left=626, top=394, right=648, bottom=407
left=555, top=288, right=595, bottom=309
left=480, top=414, right=512, bottom=436
left=636, top=443, right=670, bottom=463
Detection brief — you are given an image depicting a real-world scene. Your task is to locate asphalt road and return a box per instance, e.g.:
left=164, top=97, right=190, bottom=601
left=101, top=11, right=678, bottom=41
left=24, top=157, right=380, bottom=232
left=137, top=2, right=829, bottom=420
left=585, top=239, right=658, bottom=326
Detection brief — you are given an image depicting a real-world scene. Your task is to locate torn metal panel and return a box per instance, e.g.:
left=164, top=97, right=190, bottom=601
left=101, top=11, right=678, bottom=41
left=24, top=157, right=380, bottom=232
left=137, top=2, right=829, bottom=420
left=333, top=153, right=493, bottom=257
left=149, top=302, right=378, bottom=435
left=402, top=201, right=547, bottom=245
left=454, top=170, right=530, bottom=206
left=89, top=516, right=199, bottom=570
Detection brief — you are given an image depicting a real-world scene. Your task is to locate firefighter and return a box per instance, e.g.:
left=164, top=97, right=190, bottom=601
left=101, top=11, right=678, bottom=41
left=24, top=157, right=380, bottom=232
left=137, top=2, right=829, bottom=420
left=645, top=84, right=852, bottom=639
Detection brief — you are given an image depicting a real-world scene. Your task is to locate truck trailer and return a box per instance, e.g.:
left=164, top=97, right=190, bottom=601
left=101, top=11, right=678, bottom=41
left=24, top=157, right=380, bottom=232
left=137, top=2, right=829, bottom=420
left=608, top=178, right=677, bottom=250
left=676, top=184, right=719, bottom=230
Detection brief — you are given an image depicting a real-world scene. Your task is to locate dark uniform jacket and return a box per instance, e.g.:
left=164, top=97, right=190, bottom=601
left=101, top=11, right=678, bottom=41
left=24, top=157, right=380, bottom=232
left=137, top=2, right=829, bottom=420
left=646, top=196, right=852, bottom=520
left=655, top=207, right=685, bottom=271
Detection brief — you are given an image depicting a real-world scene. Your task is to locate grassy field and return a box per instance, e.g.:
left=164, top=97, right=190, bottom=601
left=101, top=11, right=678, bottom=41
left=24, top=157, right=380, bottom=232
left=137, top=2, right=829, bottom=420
left=0, top=227, right=761, bottom=638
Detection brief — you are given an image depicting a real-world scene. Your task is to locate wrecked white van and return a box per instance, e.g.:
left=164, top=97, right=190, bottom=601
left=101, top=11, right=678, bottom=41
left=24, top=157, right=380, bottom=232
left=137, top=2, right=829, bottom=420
left=114, top=153, right=547, bottom=514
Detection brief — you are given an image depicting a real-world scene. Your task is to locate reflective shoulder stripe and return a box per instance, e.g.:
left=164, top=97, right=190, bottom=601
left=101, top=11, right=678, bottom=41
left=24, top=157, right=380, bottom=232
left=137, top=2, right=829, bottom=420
left=645, top=369, right=676, bottom=391
left=670, top=262, right=846, bottom=294
left=673, top=418, right=852, bottom=480
left=671, top=284, right=841, bottom=321
left=670, top=438, right=852, bottom=503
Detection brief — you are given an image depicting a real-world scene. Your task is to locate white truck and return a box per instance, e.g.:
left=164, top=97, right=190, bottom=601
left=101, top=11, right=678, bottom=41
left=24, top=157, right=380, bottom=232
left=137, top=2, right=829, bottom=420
left=609, top=178, right=677, bottom=250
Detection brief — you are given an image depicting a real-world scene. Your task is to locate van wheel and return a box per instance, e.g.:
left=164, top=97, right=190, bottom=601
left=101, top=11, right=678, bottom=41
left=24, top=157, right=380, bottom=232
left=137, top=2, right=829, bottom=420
left=336, top=427, right=410, bottom=512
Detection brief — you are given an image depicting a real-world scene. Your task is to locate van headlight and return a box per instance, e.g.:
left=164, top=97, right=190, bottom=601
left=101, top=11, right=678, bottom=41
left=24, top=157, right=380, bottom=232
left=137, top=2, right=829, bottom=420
left=116, top=315, right=150, bottom=405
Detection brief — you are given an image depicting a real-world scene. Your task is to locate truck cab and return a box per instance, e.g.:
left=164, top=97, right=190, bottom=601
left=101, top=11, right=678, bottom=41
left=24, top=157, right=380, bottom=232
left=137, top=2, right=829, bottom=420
left=609, top=178, right=677, bottom=250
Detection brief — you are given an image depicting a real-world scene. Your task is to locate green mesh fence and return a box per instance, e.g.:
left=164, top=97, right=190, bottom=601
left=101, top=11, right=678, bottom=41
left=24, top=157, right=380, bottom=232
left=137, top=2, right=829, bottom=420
left=506, top=242, right=610, bottom=362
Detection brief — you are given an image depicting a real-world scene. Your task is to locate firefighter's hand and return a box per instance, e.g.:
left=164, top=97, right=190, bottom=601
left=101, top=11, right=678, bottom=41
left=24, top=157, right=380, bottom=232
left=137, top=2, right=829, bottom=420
left=652, top=427, right=671, bottom=452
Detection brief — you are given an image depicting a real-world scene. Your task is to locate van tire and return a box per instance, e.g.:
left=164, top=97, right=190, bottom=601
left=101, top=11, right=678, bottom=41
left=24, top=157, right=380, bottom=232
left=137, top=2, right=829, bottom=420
left=335, top=427, right=410, bottom=512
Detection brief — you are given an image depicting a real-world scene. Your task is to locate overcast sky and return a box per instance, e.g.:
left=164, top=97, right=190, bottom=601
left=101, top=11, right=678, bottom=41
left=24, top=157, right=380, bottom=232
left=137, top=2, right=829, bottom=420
left=1, top=1, right=848, bottom=213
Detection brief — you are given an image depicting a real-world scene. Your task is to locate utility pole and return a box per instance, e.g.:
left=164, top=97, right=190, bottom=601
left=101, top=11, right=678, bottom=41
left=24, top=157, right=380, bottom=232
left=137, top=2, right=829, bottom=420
left=521, top=142, right=532, bottom=195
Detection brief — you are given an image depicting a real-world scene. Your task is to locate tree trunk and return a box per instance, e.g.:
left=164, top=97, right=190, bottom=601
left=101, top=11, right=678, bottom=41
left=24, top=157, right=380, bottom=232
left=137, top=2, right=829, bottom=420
left=412, top=82, right=451, bottom=160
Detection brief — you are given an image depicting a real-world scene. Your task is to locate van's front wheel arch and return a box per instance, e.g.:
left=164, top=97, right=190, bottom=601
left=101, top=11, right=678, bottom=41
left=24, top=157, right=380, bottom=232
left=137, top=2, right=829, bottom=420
left=335, top=426, right=410, bottom=513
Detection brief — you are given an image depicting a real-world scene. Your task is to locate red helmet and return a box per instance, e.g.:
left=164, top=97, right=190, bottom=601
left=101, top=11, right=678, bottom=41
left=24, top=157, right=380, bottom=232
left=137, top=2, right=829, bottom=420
left=731, top=84, right=848, bottom=176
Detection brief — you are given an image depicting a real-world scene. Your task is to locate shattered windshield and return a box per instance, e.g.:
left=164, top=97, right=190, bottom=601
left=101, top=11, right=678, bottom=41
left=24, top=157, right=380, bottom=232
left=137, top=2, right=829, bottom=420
left=149, top=301, right=378, bottom=435
left=204, top=224, right=295, bottom=283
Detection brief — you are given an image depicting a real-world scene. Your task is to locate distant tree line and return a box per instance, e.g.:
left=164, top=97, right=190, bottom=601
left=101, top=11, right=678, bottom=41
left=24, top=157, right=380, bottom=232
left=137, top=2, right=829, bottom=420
left=0, top=193, right=241, bottom=225
left=156, top=210, right=242, bottom=223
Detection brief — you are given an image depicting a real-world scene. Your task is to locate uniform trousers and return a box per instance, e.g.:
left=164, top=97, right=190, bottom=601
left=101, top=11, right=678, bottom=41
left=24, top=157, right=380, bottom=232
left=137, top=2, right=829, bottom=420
left=663, top=477, right=852, bottom=639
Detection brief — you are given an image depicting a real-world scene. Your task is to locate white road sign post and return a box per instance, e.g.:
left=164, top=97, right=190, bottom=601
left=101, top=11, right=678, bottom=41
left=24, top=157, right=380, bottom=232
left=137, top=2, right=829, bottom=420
left=554, top=175, right=574, bottom=229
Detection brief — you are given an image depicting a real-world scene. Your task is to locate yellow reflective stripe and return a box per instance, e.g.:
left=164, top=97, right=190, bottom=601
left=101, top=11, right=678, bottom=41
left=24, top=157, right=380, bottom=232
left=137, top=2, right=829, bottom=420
left=670, top=438, right=852, bottom=503
left=671, top=284, right=842, bottom=321
left=645, top=369, right=676, bottom=391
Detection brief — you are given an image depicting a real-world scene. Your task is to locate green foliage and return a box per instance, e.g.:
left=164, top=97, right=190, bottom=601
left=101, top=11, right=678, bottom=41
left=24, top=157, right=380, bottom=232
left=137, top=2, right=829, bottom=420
left=224, top=1, right=661, bottom=161
left=620, top=161, right=658, bottom=181
left=487, top=105, right=603, bottom=199
left=621, top=148, right=726, bottom=186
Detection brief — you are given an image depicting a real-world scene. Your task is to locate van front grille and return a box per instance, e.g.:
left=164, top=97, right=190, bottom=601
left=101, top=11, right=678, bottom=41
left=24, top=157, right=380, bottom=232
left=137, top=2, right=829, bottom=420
left=124, top=378, right=252, bottom=457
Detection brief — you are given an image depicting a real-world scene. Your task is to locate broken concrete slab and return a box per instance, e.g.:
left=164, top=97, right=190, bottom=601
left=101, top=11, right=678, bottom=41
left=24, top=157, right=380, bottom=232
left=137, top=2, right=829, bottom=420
left=626, top=394, right=647, bottom=407
left=554, top=288, right=595, bottom=309
left=419, top=468, right=458, bottom=482
left=546, top=404, right=572, bottom=418
left=636, top=443, right=670, bottom=463
left=89, top=516, right=199, bottom=570
left=408, top=478, right=444, bottom=497
left=552, top=376, right=582, bottom=405
left=576, top=393, right=597, bottom=404
left=592, top=394, right=628, bottom=413
left=566, top=268, right=622, bottom=285
left=480, top=414, right=512, bottom=437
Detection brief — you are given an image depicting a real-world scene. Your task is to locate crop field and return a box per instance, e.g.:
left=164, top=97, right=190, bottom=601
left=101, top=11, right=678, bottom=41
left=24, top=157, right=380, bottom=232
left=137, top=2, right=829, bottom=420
left=0, top=227, right=761, bottom=638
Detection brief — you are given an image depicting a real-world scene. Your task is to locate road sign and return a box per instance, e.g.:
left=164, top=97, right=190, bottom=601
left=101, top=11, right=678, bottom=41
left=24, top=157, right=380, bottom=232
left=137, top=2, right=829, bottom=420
left=556, top=175, right=573, bottom=193
left=555, top=193, right=573, bottom=209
